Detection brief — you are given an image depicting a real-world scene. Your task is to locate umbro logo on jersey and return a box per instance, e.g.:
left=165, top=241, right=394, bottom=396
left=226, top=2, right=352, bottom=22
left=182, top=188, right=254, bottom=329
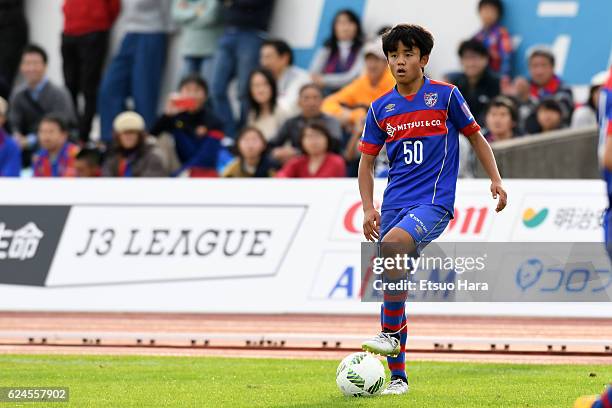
left=385, top=103, right=396, bottom=112
left=424, top=92, right=438, bottom=107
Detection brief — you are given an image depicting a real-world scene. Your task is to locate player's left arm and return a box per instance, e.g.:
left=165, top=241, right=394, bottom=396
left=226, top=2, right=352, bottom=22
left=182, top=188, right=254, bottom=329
left=448, top=87, right=507, bottom=212
left=467, top=132, right=507, bottom=212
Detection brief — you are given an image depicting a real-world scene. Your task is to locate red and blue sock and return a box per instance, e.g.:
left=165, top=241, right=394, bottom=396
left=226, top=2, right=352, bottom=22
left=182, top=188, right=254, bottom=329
left=381, top=302, right=407, bottom=380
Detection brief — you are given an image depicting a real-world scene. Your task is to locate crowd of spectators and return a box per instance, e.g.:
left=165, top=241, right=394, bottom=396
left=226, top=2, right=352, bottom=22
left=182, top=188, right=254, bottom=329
left=0, top=0, right=608, bottom=179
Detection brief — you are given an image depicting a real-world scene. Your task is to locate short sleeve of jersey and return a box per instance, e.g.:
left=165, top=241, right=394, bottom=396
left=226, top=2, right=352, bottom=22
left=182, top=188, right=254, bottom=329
left=358, top=105, right=386, bottom=155
left=448, top=87, right=481, bottom=136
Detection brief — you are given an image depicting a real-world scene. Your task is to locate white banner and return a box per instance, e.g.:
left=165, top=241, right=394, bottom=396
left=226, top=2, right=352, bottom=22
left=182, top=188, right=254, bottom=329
left=0, top=178, right=609, bottom=317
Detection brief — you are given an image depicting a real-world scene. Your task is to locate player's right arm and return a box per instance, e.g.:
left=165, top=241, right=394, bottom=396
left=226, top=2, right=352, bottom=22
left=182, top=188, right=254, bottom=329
left=357, top=105, right=386, bottom=242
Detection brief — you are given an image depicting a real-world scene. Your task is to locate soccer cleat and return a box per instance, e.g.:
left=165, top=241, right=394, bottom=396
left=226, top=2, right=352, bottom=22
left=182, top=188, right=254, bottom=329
left=381, top=377, right=409, bottom=395
left=361, top=332, right=400, bottom=357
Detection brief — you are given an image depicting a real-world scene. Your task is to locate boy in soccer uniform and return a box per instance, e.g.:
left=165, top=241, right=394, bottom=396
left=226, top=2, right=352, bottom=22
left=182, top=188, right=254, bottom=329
left=599, top=67, right=612, bottom=261
left=358, top=25, right=507, bottom=395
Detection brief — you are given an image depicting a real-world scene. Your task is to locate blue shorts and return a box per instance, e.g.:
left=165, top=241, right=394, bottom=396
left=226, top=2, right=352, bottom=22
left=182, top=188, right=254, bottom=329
left=380, top=204, right=451, bottom=254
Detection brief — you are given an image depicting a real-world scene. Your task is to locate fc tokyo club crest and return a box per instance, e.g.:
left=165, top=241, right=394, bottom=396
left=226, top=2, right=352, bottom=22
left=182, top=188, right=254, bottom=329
left=424, top=92, right=438, bottom=107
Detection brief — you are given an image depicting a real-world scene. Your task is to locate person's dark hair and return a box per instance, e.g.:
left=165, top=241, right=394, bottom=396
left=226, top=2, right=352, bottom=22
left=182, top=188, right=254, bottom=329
left=536, top=98, right=563, bottom=115
left=178, top=73, right=208, bottom=96
left=299, top=121, right=335, bottom=154
left=262, top=39, right=294, bottom=66
left=529, top=49, right=555, bottom=67
left=23, top=44, right=48, bottom=64
left=298, top=83, right=323, bottom=97
left=39, top=113, right=68, bottom=132
left=587, top=84, right=602, bottom=111
left=247, top=68, right=278, bottom=119
left=478, top=0, right=504, bottom=19
left=458, top=39, right=490, bottom=59
left=325, top=9, right=364, bottom=54
left=486, top=96, right=518, bottom=122
left=76, top=148, right=103, bottom=168
left=382, top=24, right=434, bottom=58
left=377, top=26, right=392, bottom=36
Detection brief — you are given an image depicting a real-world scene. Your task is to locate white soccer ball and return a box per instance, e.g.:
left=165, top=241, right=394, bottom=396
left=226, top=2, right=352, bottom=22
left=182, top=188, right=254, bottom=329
left=336, top=352, right=386, bottom=397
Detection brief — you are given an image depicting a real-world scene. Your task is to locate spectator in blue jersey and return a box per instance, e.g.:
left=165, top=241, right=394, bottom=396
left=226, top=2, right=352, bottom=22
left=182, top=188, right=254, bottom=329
left=32, top=114, right=80, bottom=177
left=151, top=74, right=225, bottom=177
left=98, top=0, right=173, bottom=142
left=473, top=0, right=512, bottom=91
left=0, top=97, right=21, bottom=176
left=74, top=147, right=103, bottom=177
left=572, top=71, right=609, bottom=129
left=172, top=0, right=223, bottom=83
left=448, top=39, right=500, bottom=126
left=222, top=126, right=275, bottom=177
left=513, top=47, right=573, bottom=132
left=209, top=0, right=275, bottom=138
left=483, top=96, right=518, bottom=142
left=260, top=39, right=311, bottom=114
left=309, top=9, right=365, bottom=95
left=102, top=111, right=167, bottom=177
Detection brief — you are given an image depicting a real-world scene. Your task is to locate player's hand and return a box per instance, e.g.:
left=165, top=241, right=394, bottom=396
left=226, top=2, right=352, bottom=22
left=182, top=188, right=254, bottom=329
left=490, top=182, right=507, bottom=212
left=363, top=208, right=381, bottom=242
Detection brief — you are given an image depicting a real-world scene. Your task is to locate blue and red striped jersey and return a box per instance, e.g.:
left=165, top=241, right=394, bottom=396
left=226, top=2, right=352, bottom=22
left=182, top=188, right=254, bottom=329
left=598, top=67, right=612, bottom=205
left=359, top=77, right=481, bottom=215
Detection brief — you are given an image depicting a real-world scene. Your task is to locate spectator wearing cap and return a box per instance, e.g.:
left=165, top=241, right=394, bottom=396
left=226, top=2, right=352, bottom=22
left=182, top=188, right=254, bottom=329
left=270, top=83, right=342, bottom=164
left=172, top=0, right=223, bottom=83
left=529, top=98, right=564, bottom=134
left=260, top=39, right=311, bottom=114
left=309, top=9, right=364, bottom=94
left=222, top=126, right=275, bottom=177
left=0, top=97, right=21, bottom=176
left=513, top=47, right=574, bottom=131
left=473, top=0, right=512, bottom=88
left=572, top=71, right=609, bottom=129
left=98, top=0, right=173, bottom=143
left=0, top=0, right=28, bottom=100
left=151, top=74, right=225, bottom=177
left=102, top=111, right=167, bottom=177
left=322, top=38, right=395, bottom=133
left=209, top=0, right=275, bottom=138
left=74, top=147, right=103, bottom=177
left=448, top=39, right=500, bottom=126
left=483, top=96, right=518, bottom=142
left=276, top=122, right=345, bottom=178
left=9, top=44, right=77, bottom=167
left=61, top=0, right=120, bottom=142
left=32, top=114, right=80, bottom=177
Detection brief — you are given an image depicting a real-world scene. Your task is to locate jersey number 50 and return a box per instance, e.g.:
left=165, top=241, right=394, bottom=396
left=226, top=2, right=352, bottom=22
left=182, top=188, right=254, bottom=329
left=403, top=140, right=423, bottom=164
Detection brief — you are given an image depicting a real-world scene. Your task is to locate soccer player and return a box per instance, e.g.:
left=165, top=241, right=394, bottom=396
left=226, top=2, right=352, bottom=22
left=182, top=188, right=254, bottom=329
left=599, top=67, right=612, bottom=260
left=358, top=24, right=507, bottom=395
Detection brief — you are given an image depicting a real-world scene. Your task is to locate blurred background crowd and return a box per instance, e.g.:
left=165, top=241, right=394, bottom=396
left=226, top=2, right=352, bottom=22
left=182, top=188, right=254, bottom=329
left=0, top=0, right=608, bottom=179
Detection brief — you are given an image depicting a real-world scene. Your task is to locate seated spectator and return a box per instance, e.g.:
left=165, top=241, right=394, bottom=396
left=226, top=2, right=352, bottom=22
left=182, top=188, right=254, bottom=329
left=270, top=83, right=342, bottom=164
left=322, top=39, right=395, bottom=133
left=309, top=9, right=364, bottom=94
left=483, top=96, right=518, bottom=142
left=98, top=0, right=173, bottom=142
left=276, top=122, right=345, bottom=178
left=74, top=147, right=103, bottom=177
left=9, top=44, right=76, bottom=167
left=513, top=47, right=573, bottom=131
left=572, top=71, right=609, bottom=129
left=172, top=0, right=223, bottom=83
left=0, top=97, right=21, bottom=177
left=62, top=0, right=120, bottom=142
left=151, top=74, right=224, bottom=177
left=260, top=39, right=311, bottom=114
left=102, top=111, right=167, bottom=177
left=472, top=0, right=512, bottom=89
left=448, top=39, right=500, bottom=125
left=223, top=126, right=275, bottom=177
left=32, top=114, right=80, bottom=177
left=531, top=98, right=564, bottom=134
left=246, top=68, right=290, bottom=141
